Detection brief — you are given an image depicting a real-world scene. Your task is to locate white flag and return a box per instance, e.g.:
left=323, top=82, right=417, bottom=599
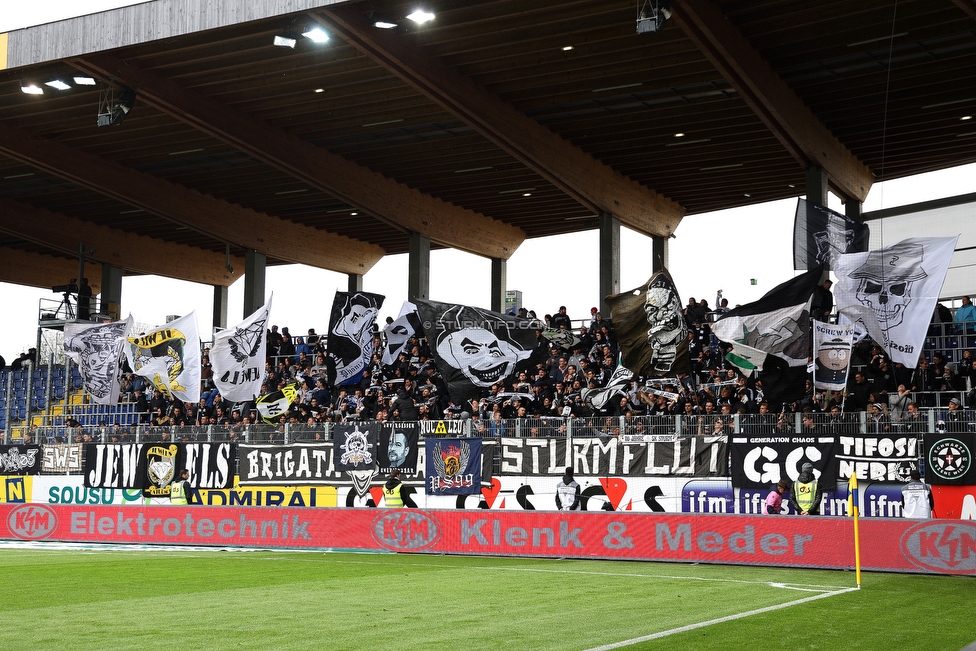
left=124, top=312, right=202, bottom=403
left=835, top=237, right=957, bottom=367
left=812, top=321, right=855, bottom=391
left=382, top=301, right=419, bottom=366
left=63, top=316, right=134, bottom=405
left=211, top=297, right=271, bottom=401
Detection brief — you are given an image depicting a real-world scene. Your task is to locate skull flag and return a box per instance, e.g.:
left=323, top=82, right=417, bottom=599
left=605, top=269, right=689, bottom=377
left=63, top=316, right=134, bottom=405
left=326, top=291, right=385, bottom=386
left=835, top=237, right=957, bottom=367
left=793, top=198, right=870, bottom=270
left=414, top=300, right=541, bottom=406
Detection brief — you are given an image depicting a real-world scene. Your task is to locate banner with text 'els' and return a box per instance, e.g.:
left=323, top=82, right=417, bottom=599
left=1, top=504, right=973, bottom=576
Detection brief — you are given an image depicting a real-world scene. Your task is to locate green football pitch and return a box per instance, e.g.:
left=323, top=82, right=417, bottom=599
left=2, top=544, right=973, bottom=651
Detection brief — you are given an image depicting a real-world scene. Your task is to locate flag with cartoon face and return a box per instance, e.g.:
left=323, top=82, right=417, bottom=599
left=414, top=300, right=541, bottom=406
left=835, top=237, right=957, bottom=367
left=64, top=315, right=133, bottom=405
left=382, top=301, right=421, bottom=366
left=326, top=291, right=385, bottom=386
left=211, top=296, right=271, bottom=401
left=605, top=269, right=689, bottom=377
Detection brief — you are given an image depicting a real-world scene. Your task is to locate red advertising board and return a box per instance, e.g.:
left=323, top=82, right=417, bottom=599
left=2, top=504, right=974, bottom=576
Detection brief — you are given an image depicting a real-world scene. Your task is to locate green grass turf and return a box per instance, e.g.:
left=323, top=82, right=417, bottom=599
left=1, top=547, right=973, bottom=651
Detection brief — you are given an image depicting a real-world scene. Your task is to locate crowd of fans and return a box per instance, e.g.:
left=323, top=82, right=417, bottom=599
left=8, top=291, right=976, bottom=442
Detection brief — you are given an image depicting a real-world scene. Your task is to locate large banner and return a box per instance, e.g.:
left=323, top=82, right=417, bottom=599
left=82, top=443, right=235, bottom=495
left=0, top=445, right=42, bottom=475
left=63, top=316, right=133, bottom=405
left=381, top=301, right=420, bottom=366
left=498, top=437, right=726, bottom=478
left=211, top=297, right=271, bottom=401
left=426, top=438, right=482, bottom=495
left=379, top=422, right=419, bottom=473
left=3, top=503, right=972, bottom=576
left=812, top=321, right=854, bottom=391
left=333, top=422, right=381, bottom=472
left=729, top=434, right=838, bottom=489
left=793, top=198, right=870, bottom=270
left=836, top=434, right=918, bottom=482
left=924, top=433, right=976, bottom=486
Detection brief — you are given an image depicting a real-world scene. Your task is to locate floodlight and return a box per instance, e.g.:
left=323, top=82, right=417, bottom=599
left=302, top=27, right=329, bottom=43
left=273, top=33, right=298, bottom=48
left=45, top=78, right=72, bottom=91
left=73, top=75, right=97, bottom=86
left=407, top=9, right=435, bottom=24
left=97, top=84, right=138, bottom=127
left=637, top=0, right=670, bottom=33
left=20, top=81, right=44, bottom=95
left=374, top=21, right=397, bottom=29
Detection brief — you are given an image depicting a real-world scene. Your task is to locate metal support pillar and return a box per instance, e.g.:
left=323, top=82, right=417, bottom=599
left=348, top=273, right=364, bottom=293
left=490, top=258, right=507, bottom=313
left=408, top=232, right=430, bottom=302
left=652, top=235, right=669, bottom=274
left=99, top=263, right=122, bottom=320
left=806, top=165, right=828, bottom=206
left=213, top=285, right=228, bottom=331
left=243, top=249, right=266, bottom=317
left=599, top=212, right=620, bottom=315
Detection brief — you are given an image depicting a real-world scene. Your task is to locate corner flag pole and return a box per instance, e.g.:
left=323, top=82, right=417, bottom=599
left=848, top=474, right=861, bottom=588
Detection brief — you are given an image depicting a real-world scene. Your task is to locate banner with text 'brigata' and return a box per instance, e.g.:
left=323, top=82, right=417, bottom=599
left=498, top=437, right=726, bottom=477
left=82, top=443, right=235, bottom=496
left=730, top=435, right=838, bottom=489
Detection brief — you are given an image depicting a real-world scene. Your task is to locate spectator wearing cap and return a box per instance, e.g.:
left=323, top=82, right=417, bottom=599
left=945, top=396, right=967, bottom=432
left=551, top=306, right=571, bottom=330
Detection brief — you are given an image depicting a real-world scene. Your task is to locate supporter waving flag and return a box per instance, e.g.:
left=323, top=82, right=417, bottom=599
left=124, top=312, right=201, bottom=403
left=382, top=301, right=421, bottom=366
left=63, top=315, right=133, bottom=405
left=326, top=291, right=385, bottom=386
left=211, top=296, right=271, bottom=401
left=712, top=266, right=823, bottom=408
left=605, top=269, right=689, bottom=377
left=414, top=300, right=541, bottom=406
left=834, top=237, right=957, bottom=367
left=256, top=382, right=300, bottom=424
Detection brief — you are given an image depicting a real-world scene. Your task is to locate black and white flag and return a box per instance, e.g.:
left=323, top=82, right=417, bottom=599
left=793, top=198, right=869, bottom=270
left=382, top=301, right=421, bottom=366
left=581, top=363, right=634, bottom=411
left=124, top=312, right=201, bottom=403
left=256, top=382, right=299, bottom=424
left=63, top=316, right=133, bottom=405
left=713, top=266, right=823, bottom=407
left=605, top=269, right=689, bottom=377
left=415, top=299, right=541, bottom=406
left=211, top=296, right=271, bottom=401
left=0, top=445, right=42, bottom=475
left=327, top=291, right=384, bottom=386
left=835, top=237, right=957, bottom=367
left=333, top=421, right=381, bottom=472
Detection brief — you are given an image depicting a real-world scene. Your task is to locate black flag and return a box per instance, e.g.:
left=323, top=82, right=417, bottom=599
left=793, top=198, right=869, bottom=270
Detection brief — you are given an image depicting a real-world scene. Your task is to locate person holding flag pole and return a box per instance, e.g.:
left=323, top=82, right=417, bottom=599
left=848, top=474, right=861, bottom=589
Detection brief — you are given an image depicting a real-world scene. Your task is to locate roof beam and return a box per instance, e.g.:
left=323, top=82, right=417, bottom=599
left=0, top=198, right=243, bottom=287
left=315, top=5, right=684, bottom=238
left=70, top=54, right=525, bottom=260
left=951, top=0, right=976, bottom=20
left=0, top=124, right=384, bottom=276
left=0, top=247, right=101, bottom=294
left=671, top=0, right=873, bottom=202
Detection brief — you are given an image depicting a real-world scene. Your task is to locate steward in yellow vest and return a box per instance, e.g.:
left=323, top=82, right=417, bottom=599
left=170, top=469, right=190, bottom=505
left=384, top=469, right=404, bottom=508
left=788, top=463, right=822, bottom=515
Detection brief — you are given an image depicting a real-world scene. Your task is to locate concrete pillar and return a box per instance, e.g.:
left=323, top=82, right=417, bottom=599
left=806, top=165, right=828, bottom=206
left=408, top=232, right=430, bottom=302
left=99, top=263, right=123, bottom=320
left=845, top=199, right=863, bottom=223
left=490, top=258, right=507, bottom=313
left=652, top=235, right=669, bottom=274
left=347, top=273, right=363, bottom=293
left=599, top=212, right=620, bottom=315
left=243, top=249, right=266, bottom=317
left=213, top=285, right=228, bottom=331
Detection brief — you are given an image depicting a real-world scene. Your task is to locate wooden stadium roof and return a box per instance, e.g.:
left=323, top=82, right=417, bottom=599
left=1, top=0, right=975, bottom=290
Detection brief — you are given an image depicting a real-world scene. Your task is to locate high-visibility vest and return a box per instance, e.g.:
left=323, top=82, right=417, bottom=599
left=794, top=480, right=818, bottom=512
left=170, top=480, right=188, bottom=505
left=384, top=483, right=404, bottom=508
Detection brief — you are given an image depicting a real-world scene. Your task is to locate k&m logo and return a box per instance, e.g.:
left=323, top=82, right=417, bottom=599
left=900, top=521, right=976, bottom=574
left=371, top=511, right=440, bottom=551
left=7, top=504, right=58, bottom=540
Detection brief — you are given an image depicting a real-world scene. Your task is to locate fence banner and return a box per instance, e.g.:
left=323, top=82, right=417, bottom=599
left=41, top=445, right=83, bottom=473
left=0, top=445, right=43, bottom=475
left=2, top=503, right=973, bottom=576
left=730, top=435, right=838, bottom=489
left=835, top=435, right=919, bottom=482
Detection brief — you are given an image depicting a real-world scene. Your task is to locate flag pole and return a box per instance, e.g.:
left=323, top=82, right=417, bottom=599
left=848, top=474, right=862, bottom=588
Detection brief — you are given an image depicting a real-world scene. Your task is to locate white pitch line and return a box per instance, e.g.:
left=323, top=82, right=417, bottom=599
left=582, top=586, right=860, bottom=651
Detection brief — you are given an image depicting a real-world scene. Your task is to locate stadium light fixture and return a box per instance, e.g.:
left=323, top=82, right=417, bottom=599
left=97, top=82, right=138, bottom=127
left=21, top=81, right=44, bottom=94
left=636, top=0, right=671, bottom=33
left=73, top=75, right=97, bottom=86
left=273, top=32, right=298, bottom=48
left=407, top=9, right=435, bottom=24
left=45, top=77, right=72, bottom=91
left=302, top=27, right=329, bottom=43
left=374, top=21, right=397, bottom=29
